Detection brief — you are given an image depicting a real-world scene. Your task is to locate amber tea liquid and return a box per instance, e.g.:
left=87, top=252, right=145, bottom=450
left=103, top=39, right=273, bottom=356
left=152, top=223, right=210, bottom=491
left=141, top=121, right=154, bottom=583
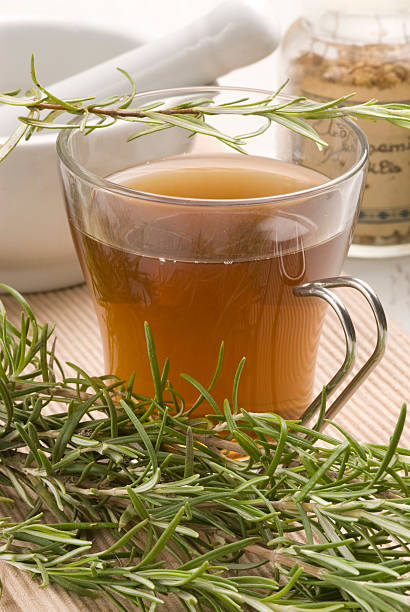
left=71, top=154, right=349, bottom=418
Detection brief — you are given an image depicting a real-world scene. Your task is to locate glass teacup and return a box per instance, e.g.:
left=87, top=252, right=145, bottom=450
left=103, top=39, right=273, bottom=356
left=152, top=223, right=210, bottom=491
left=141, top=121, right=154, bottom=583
left=57, top=87, right=386, bottom=421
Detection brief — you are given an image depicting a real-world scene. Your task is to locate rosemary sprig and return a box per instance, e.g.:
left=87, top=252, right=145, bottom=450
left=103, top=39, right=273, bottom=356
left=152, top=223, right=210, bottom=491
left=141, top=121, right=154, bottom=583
left=0, top=285, right=409, bottom=611
left=1, top=58, right=410, bottom=161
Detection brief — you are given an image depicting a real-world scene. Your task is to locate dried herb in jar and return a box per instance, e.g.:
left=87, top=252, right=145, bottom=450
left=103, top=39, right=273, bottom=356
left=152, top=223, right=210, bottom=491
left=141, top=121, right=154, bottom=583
left=281, top=9, right=410, bottom=246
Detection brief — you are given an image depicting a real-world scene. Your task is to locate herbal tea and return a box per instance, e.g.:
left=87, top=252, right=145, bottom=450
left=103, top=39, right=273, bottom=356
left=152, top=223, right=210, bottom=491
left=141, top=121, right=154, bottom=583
left=71, top=154, right=349, bottom=418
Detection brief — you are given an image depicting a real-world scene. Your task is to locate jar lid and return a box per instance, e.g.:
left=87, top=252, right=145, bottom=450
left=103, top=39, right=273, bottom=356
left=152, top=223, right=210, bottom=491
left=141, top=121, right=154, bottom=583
left=307, top=0, right=410, bottom=14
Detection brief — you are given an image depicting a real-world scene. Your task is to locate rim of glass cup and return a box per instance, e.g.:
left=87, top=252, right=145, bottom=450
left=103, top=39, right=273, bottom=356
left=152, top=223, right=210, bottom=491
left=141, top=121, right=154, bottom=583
left=56, top=86, right=369, bottom=207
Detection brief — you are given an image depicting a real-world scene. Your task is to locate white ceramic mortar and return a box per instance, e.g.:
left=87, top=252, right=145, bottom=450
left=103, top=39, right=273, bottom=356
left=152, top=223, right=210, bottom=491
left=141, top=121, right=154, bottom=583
left=0, top=3, right=279, bottom=293
left=0, top=18, right=143, bottom=292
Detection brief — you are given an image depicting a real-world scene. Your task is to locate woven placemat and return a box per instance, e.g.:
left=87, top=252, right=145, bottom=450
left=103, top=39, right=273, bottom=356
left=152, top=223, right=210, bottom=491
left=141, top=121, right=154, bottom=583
left=1, top=281, right=409, bottom=610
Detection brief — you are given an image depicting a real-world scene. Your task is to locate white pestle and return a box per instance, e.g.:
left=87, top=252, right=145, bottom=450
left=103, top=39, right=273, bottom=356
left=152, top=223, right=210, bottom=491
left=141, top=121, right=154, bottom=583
left=0, top=0, right=279, bottom=135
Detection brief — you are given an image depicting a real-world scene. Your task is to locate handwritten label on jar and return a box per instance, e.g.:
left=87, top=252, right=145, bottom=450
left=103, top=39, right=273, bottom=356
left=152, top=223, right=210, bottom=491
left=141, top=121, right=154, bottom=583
left=295, top=84, right=410, bottom=243
left=357, top=119, right=410, bottom=242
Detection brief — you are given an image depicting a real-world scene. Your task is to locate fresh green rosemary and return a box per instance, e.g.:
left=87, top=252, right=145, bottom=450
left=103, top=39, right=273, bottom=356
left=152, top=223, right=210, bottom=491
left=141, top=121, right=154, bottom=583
left=0, top=284, right=409, bottom=611
left=1, top=58, right=410, bottom=611
left=1, top=57, right=410, bottom=161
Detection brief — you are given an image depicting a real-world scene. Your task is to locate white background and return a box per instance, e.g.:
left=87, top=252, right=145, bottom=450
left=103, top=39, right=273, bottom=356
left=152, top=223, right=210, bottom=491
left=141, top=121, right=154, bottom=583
left=0, top=1, right=301, bottom=38
left=0, top=0, right=301, bottom=91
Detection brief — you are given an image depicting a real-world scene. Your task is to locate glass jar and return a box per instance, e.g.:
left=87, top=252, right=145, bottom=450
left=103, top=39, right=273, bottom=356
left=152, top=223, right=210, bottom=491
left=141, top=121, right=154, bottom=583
left=280, top=0, right=410, bottom=248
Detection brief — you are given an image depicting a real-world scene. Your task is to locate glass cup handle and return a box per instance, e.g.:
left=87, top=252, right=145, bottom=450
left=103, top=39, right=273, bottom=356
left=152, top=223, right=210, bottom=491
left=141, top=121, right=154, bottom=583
left=293, top=276, right=388, bottom=427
